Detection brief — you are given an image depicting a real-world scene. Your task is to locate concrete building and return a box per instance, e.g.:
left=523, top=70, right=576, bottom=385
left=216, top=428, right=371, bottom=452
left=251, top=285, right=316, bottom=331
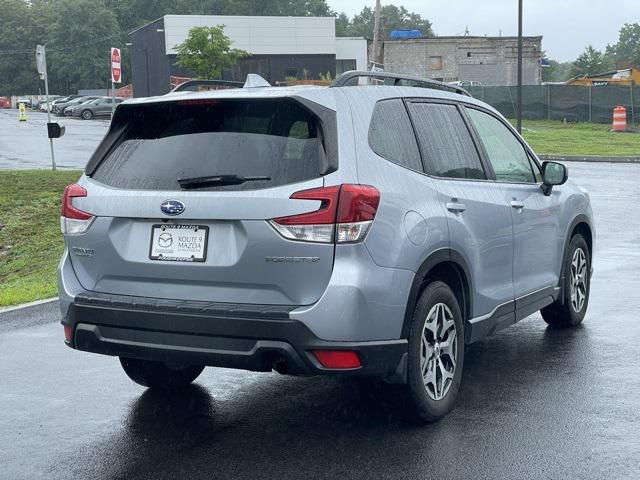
left=384, top=36, right=543, bottom=86
left=128, top=15, right=367, bottom=97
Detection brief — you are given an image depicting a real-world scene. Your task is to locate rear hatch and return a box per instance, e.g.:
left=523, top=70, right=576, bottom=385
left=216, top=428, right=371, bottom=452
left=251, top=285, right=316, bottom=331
left=65, top=96, right=338, bottom=306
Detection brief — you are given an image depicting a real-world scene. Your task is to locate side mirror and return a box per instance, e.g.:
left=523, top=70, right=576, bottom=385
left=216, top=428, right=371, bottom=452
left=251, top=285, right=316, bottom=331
left=541, top=161, right=568, bottom=196
left=47, top=122, right=65, bottom=139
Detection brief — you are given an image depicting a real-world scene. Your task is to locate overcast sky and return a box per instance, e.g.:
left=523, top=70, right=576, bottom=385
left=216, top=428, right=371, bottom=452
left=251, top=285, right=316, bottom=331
left=327, top=0, right=638, bottom=61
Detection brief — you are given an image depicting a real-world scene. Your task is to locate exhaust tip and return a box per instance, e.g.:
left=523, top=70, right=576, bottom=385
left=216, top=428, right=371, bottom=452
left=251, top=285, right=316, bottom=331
left=272, top=357, right=289, bottom=375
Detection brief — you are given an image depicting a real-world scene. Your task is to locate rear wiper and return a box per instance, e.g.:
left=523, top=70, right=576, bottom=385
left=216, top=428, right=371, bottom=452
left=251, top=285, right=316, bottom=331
left=178, top=174, right=271, bottom=189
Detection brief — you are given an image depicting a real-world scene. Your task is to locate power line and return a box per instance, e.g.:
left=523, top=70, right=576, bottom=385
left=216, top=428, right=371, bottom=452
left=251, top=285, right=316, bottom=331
left=0, top=33, right=120, bottom=56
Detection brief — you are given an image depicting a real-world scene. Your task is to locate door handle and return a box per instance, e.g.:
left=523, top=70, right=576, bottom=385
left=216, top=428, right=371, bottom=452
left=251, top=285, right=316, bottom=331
left=511, top=200, right=525, bottom=210
left=446, top=202, right=466, bottom=214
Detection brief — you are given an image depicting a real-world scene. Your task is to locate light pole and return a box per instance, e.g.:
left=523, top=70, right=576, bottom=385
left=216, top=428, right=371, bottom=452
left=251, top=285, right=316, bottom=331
left=517, top=0, right=523, bottom=133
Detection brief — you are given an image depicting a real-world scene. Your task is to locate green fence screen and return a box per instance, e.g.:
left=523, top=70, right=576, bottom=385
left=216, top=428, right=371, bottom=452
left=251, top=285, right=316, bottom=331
left=466, top=85, right=639, bottom=125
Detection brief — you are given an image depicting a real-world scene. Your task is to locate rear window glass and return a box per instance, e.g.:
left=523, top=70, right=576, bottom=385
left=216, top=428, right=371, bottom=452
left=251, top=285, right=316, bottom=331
left=92, top=99, right=323, bottom=191
left=368, top=99, right=423, bottom=172
left=407, top=102, right=486, bottom=180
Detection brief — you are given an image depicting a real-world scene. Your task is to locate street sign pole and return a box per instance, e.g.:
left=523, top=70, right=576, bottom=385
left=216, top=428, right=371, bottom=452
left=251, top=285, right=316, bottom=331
left=111, top=77, right=115, bottom=120
left=517, top=0, right=523, bottom=134
left=110, top=47, right=121, bottom=120
left=37, top=45, right=56, bottom=171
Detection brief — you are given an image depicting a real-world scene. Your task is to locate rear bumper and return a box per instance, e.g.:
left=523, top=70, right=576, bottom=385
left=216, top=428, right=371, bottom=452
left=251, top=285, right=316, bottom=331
left=63, top=291, right=408, bottom=379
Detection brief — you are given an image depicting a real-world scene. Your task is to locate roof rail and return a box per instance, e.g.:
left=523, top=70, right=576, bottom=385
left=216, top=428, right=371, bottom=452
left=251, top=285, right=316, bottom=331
left=330, top=71, right=471, bottom=97
left=171, top=79, right=244, bottom=93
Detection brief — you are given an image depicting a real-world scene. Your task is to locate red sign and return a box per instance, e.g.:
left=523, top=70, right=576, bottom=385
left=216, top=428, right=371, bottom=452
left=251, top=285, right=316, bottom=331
left=111, top=47, right=121, bottom=84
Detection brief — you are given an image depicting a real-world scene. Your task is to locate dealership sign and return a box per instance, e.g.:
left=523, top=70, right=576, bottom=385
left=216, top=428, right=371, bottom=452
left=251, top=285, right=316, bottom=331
left=111, top=47, right=121, bottom=84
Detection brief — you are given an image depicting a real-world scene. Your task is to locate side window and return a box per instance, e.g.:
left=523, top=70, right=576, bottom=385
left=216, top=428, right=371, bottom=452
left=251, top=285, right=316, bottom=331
left=407, top=102, right=486, bottom=180
left=368, top=99, right=423, bottom=172
left=466, top=108, right=535, bottom=183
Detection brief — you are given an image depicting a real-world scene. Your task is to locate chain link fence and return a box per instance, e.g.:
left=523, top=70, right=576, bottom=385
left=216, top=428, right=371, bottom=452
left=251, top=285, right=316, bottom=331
left=466, top=85, right=639, bottom=125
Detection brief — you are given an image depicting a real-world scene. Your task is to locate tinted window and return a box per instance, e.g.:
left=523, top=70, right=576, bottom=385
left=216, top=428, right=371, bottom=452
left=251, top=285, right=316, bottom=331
left=466, top=108, right=535, bottom=183
left=407, top=102, right=485, bottom=179
left=368, top=99, right=423, bottom=172
left=92, top=99, right=323, bottom=191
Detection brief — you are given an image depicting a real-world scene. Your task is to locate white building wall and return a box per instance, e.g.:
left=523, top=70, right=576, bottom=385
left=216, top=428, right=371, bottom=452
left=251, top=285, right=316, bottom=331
left=335, top=37, right=368, bottom=71
left=164, top=15, right=336, bottom=56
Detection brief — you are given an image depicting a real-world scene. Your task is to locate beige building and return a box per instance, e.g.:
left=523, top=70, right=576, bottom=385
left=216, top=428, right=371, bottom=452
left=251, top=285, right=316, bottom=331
left=384, top=36, right=543, bottom=86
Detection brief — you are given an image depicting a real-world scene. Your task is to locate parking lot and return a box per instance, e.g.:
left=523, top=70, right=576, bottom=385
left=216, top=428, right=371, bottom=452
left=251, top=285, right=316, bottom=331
left=0, top=109, right=108, bottom=169
left=1, top=161, right=639, bottom=479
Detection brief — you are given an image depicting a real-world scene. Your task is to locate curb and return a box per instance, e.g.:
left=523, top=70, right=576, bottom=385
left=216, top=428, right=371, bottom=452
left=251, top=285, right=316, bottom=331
left=539, top=155, right=640, bottom=164
left=0, top=297, right=58, bottom=314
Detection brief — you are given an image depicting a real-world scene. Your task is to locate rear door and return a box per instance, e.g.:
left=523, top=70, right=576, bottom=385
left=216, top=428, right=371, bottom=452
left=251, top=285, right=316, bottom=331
left=406, top=100, right=516, bottom=318
left=92, top=98, right=109, bottom=115
left=67, top=97, right=337, bottom=306
left=463, top=107, right=563, bottom=298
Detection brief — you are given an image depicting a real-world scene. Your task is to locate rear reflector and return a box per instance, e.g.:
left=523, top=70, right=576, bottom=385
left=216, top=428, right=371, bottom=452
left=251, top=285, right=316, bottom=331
left=63, top=325, right=73, bottom=343
left=60, top=183, right=94, bottom=235
left=270, top=184, right=379, bottom=244
left=311, top=350, right=361, bottom=369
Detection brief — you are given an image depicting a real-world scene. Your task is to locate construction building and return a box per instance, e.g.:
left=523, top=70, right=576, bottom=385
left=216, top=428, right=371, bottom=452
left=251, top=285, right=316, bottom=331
left=383, top=35, right=544, bottom=86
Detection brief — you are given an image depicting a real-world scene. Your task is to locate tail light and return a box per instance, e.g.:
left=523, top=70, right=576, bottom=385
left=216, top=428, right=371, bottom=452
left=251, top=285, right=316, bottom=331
left=270, top=184, right=380, bottom=244
left=60, top=184, right=94, bottom=235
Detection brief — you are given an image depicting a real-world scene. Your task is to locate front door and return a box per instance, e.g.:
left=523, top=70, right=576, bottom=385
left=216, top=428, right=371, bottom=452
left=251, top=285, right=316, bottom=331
left=464, top=107, right=563, bottom=299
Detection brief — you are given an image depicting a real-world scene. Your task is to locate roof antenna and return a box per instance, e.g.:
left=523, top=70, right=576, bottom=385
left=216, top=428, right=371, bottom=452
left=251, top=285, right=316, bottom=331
left=244, top=74, right=271, bottom=88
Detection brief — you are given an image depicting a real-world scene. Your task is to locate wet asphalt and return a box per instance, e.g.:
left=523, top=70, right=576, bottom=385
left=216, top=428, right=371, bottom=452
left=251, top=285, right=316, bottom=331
left=0, top=109, right=108, bottom=169
left=1, top=162, right=640, bottom=479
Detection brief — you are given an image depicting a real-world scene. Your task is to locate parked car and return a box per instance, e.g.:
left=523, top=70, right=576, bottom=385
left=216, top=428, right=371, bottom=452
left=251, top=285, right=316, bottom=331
left=58, top=71, right=594, bottom=422
left=70, top=97, right=124, bottom=119
left=55, top=96, right=99, bottom=116
left=449, top=80, right=483, bottom=87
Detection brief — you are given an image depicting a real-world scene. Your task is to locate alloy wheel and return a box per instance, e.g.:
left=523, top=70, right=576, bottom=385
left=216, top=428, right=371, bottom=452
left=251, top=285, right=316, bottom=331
left=420, top=303, right=457, bottom=401
left=570, top=247, right=588, bottom=313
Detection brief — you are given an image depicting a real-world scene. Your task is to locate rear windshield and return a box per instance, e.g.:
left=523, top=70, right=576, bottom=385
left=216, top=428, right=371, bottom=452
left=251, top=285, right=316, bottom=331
left=91, top=99, right=323, bottom=191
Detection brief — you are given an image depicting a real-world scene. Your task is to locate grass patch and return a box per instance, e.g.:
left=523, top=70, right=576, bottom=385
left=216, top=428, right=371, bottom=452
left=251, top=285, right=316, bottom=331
left=513, top=120, right=640, bottom=157
left=0, top=170, right=81, bottom=307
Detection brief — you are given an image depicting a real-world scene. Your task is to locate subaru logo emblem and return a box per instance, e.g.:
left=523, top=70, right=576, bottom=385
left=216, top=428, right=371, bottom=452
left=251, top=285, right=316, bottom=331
left=160, top=200, right=185, bottom=216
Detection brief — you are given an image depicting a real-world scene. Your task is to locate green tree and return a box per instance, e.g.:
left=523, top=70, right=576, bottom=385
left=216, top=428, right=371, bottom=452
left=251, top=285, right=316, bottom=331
left=45, top=0, right=121, bottom=91
left=607, top=23, right=640, bottom=68
left=336, top=4, right=433, bottom=40
left=571, top=45, right=614, bottom=77
left=175, top=25, right=247, bottom=79
left=0, top=0, right=40, bottom=95
left=542, top=59, right=574, bottom=83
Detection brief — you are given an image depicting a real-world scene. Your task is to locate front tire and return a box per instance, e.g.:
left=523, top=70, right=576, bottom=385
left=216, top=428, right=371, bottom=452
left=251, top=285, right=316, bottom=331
left=81, top=109, right=93, bottom=120
left=541, top=234, right=590, bottom=327
left=405, top=281, right=465, bottom=422
left=120, top=357, right=204, bottom=390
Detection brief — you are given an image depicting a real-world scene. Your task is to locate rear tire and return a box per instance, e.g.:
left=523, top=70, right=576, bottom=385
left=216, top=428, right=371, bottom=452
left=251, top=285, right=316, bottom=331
left=405, top=281, right=465, bottom=423
left=120, top=357, right=204, bottom=390
left=541, top=234, right=590, bottom=327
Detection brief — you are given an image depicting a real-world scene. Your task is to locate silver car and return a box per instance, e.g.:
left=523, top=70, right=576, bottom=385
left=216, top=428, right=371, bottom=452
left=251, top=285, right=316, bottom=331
left=70, top=97, right=124, bottom=119
left=58, top=72, right=594, bottom=422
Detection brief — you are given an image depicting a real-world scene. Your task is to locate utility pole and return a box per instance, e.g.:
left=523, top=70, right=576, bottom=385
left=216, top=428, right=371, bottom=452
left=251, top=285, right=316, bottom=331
left=373, top=0, right=382, bottom=66
left=517, top=0, right=523, bottom=133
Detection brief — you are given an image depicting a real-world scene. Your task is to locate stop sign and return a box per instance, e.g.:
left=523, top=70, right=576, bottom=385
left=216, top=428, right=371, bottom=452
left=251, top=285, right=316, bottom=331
left=111, top=47, right=121, bottom=84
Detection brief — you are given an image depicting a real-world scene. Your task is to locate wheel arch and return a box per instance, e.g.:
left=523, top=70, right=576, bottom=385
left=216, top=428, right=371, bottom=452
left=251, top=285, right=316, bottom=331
left=558, top=214, right=594, bottom=303
left=401, top=249, right=472, bottom=339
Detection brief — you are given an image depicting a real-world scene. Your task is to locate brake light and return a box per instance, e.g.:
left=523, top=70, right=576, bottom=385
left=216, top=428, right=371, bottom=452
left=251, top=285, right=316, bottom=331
left=60, top=184, right=94, bottom=235
left=269, top=184, right=379, bottom=243
left=311, top=350, right=361, bottom=369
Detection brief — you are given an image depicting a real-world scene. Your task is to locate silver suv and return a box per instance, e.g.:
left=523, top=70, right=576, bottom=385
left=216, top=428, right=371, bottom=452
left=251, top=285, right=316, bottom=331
left=58, top=72, right=594, bottom=422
